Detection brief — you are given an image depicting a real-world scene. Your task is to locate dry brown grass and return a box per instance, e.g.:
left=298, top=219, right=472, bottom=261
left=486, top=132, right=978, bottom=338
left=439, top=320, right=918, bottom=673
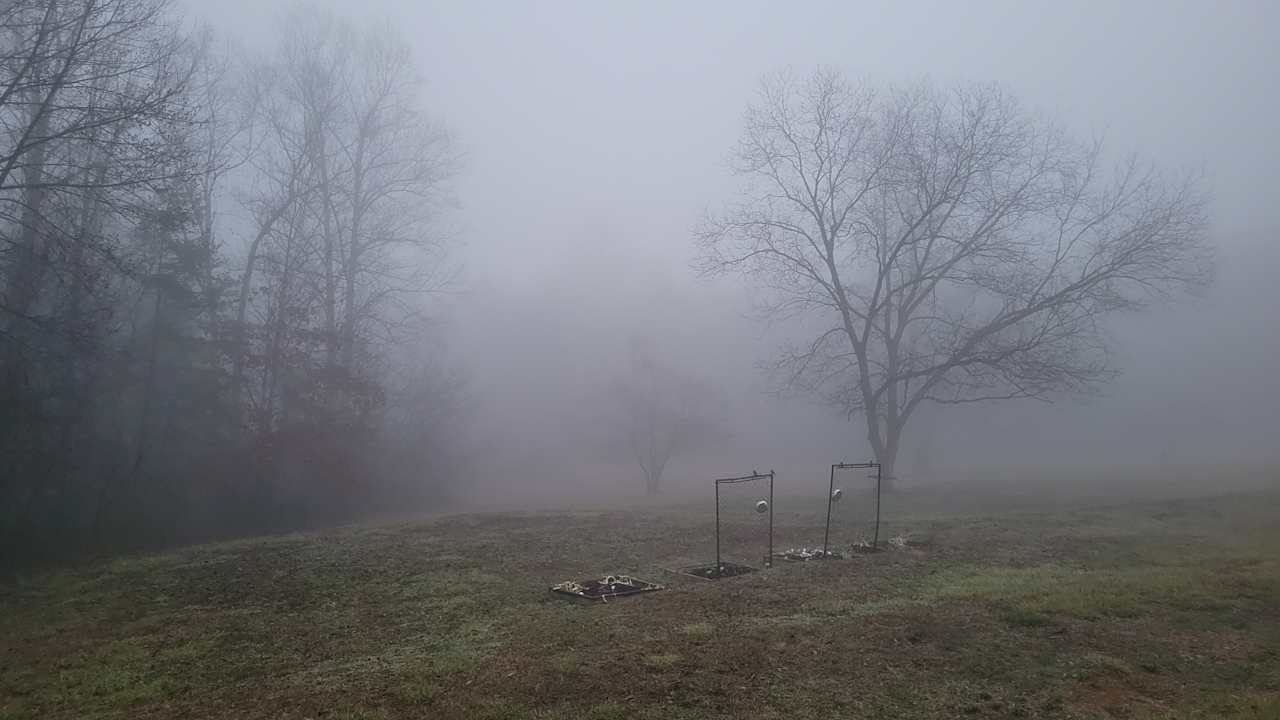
left=2, top=484, right=1278, bottom=719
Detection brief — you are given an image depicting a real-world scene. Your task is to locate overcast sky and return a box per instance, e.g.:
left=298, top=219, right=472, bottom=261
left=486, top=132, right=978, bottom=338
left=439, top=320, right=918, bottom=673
left=196, top=1, right=1280, bottom=499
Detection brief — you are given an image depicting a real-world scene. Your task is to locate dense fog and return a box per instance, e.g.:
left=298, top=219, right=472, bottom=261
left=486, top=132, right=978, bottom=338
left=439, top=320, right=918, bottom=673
left=276, top=0, right=1277, bottom=502
left=3, top=0, right=1276, bottom=566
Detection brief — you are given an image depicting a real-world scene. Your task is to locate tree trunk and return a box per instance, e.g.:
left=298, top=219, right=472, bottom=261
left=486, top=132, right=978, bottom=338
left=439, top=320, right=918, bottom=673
left=644, top=468, right=662, bottom=496
left=3, top=111, right=50, bottom=323
left=866, top=417, right=902, bottom=493
left=312, top=127, right=339, bottom=374
left=879, top=423, right=901, bottom=493
left=879, top=456, right=897, bottom=494
left=231, top=230, right=264, bottom=407
left=340, top=133, right=366, bottom=374
left=231, top=199, right=294, bottom=409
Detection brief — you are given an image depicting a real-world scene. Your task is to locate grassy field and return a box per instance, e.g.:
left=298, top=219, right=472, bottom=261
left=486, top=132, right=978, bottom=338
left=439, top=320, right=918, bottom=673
left=2, top=482, right=1279, bottom=719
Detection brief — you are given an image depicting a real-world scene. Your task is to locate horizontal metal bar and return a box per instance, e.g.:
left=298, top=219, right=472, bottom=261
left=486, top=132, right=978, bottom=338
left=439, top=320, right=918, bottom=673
left=714, top=472, right=774, bottom=484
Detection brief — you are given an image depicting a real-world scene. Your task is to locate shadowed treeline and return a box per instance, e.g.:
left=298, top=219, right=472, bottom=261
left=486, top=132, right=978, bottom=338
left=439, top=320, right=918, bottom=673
left=0, top=1, right=465, bottom=570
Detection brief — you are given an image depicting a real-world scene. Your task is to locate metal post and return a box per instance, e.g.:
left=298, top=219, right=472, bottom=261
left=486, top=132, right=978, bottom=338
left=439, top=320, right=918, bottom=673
left=714, top=478, right=721, bottom=574
left=823, top=463, right=835, bottom=555
left=873, top=463, right=882, bottom=548
left=767, top=470, right=774, bottom=567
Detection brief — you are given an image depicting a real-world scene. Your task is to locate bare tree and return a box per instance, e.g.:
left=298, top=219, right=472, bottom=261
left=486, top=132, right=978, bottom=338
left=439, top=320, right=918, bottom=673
left=216, top=7, right=458, bottom=529
left=233, top=9, right=455, bottom=427
left=0, top=0, right=197, bottom=547
left=698, top=69, right=1210, bottom=488
left=612, top=342, right=724, bottom=495
left=0, top=0, right=189, bottom=318
left=229, top=64, right=313, bottom=411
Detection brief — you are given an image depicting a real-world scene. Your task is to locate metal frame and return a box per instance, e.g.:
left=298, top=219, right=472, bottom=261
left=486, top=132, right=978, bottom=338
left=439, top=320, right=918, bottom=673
left=822, top=462, right=881, bottom=556
left=715, top=470, right=774, bottom=572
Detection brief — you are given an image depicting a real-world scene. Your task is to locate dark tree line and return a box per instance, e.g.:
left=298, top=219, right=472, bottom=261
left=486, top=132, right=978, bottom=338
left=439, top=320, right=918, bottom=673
left=0, top=0, right=466, bottom=569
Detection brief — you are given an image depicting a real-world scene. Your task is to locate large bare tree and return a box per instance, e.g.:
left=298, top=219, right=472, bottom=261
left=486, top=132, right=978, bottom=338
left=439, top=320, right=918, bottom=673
left=229, top=8, right=455, bottom=432
left=698, top=69, right=1210, bottom=487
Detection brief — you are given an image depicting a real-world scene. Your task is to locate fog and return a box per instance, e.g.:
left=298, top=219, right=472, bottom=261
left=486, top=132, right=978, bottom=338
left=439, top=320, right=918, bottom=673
left=3, top=1, right=1277, bottom=568
left=190, top=0, right=1279, bottom=505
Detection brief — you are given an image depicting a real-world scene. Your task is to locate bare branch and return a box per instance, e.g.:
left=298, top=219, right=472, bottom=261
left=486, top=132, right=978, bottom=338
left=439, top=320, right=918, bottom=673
left=697, top=69, right=1212, bottom=477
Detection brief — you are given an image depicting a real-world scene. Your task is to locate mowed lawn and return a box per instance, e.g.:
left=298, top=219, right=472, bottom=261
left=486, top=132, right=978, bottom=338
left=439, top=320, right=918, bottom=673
left=2, top=484, right=1279, bottom=719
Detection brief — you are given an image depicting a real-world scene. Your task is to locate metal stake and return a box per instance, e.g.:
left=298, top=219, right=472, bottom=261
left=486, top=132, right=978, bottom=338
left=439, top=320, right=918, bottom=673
left=823, top=463, right=835, bottom=555
left=767, top=470, right=774, bottom=567
left=714, top=478, right=721, bottom=574
left=874, top=463, right=882, bottom=548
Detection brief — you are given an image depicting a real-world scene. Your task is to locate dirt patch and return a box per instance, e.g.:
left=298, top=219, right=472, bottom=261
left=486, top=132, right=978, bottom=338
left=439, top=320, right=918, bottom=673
left=679, top=561, right=758, bottom=579
left=550, top=575, right=664, bottom=602
left=775, top=547, right=843, bottom=561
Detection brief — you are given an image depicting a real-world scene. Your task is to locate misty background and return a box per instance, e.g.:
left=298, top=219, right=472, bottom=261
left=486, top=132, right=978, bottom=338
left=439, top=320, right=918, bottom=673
left=3, top=0, right=1277, bottom=568
left=204, top=0, right=1278, bottom=501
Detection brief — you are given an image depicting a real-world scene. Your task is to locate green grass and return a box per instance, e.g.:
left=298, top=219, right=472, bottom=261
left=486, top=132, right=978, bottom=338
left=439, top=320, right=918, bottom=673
left=1, top=484, right=1278, bottom=719
left=332, top=710, right=389, bottom=720
left=679, top=622, right=716, bottom=638
left=586, top=702, right=631, bottom=720
left=1150, top=693, right=1280, bottom=719
left=641, top=653, right=683, bottom=670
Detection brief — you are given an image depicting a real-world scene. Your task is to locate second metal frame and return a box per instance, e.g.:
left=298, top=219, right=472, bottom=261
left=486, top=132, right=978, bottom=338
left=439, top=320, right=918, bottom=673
left=715, top=470, right=775, bottom=571
left=822, top=462, right=882, bottom=556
